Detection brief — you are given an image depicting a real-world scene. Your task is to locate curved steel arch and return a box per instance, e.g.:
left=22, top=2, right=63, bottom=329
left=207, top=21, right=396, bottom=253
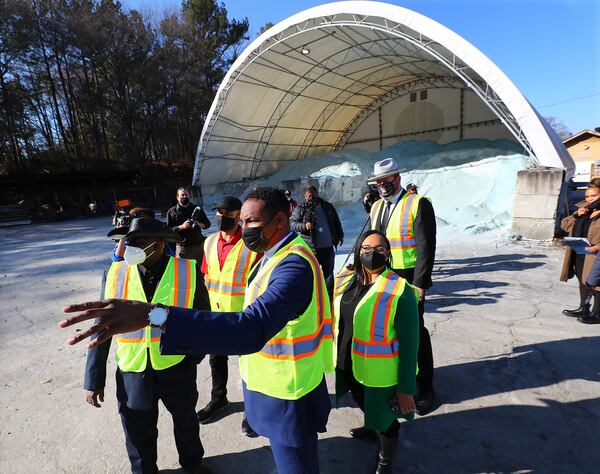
left=333, top=76, right=480, bottom=150
left=245, top=34, right=434, bottom=178
left=193, top=2, right=573, bottom=186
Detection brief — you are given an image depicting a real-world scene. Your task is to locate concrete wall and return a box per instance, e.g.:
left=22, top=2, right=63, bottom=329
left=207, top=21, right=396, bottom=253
left=511, top=167, right=565, bottom=239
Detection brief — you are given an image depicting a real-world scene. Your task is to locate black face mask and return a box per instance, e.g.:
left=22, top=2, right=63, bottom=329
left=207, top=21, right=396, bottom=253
left=377, top=180, right=396, bottom=198
left=242, top=214, right=277, bottom=253
left=216, top=215, right=236, bottom=232
left=179, top=197, right=190, bottom=206
left=359, top=250, right=387, bottom=271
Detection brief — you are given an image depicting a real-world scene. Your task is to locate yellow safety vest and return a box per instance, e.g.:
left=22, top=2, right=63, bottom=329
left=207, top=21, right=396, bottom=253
left=203, top=233, right=259, bottom=312
left=332, top=269, right=419, bottom=387
left=239, top=235, right=334, bottom=400
left=370, top=193, right=422, bottom=269
left=104, top=257, right=196, bottom=372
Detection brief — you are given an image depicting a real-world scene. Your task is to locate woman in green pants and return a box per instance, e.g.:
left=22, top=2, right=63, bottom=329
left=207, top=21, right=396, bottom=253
left=333, top=230, right=420, bottom=474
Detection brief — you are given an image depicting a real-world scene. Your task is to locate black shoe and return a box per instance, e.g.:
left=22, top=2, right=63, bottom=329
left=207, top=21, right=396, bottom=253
left=241, top=416, right=258, bottom=438
left=578, top=313, right=600, bottom=324
left=562, top=305, right=591, bottom=318
left=197, top=398, right=229, bottom=424
left=349, top=426, right=376, bottom=440
left=415, top=388, right=437, bottom=416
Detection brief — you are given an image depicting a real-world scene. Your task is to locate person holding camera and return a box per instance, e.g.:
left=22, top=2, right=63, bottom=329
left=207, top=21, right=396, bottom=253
left=167, top=187, right=211, bottom=261
left=290, top=186, right=343, bottom=284
left=560, top=182, right=600, bottom=323
left=333, top=230, right=419, bottom=474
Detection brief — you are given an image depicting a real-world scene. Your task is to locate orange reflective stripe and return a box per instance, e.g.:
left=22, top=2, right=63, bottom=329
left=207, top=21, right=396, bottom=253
left=116, top=336, right=145, bottom=343
left=123, top=266, right=130, bottom=299
left=111, top=263, right=119, bottom=297
left=381, top=277, right=402, bottom=342
left=369, top=274, right=389, bottom=342
left=290, top=245, right=324, bottom=323
left=173, top=258, right=180, bottom=307
left=115, top=336, right=161, bottom=343
left=237, top=247, right=254, bottom=284
left=352, top=336, right=400, bottom=358
left=111, top=261, right=129, bottom=299
left=260, top=323, right=327, bottom=360
left=262, top=245, right=330, bottom=355
left=259, top=343, right=321, bottom=361
left=185, top=259, right=193, bottom=308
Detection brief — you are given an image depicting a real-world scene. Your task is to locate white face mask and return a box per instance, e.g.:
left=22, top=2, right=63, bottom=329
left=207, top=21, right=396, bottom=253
left=124, top=242, right=157, bottom=266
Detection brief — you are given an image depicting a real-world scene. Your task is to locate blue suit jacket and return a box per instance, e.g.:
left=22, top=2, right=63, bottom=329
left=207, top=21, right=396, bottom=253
left=160, top=232, right=331, bottom=446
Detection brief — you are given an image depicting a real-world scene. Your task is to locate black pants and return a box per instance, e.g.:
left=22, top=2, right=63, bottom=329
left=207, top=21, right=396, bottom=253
left=198, top=354, right=228, bottom=401
left=575, top=255, right=594, bottom=309
left=344, top=367, right=399, bottom=436
left=116, top=359, right=203, bottom=474
left=392, top=267, right=434, bottom=393
left=315, top=246, right=335, bottom=281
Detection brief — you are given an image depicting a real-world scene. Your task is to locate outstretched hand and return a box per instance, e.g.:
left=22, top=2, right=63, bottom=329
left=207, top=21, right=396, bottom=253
left=59, top=299, right=153, bottom=348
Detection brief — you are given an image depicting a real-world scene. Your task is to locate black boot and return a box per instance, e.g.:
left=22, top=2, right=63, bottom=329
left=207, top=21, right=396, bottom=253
left=349, top=426, right=376, bottom=440
left=578, top=311, right=600, bottom=324
left=562, top=305, right=590, bottom=318
left=375, top=433, right=397, bottom=474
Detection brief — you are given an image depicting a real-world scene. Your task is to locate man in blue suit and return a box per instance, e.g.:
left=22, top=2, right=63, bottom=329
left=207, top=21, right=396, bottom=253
left=61, top=187, right=332, bottom=474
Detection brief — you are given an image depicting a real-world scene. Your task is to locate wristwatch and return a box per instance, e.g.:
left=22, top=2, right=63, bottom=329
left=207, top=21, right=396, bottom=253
left=148, top=303, right=169, bottom=331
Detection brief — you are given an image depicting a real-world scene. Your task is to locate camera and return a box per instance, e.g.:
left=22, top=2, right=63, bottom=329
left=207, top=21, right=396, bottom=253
left=189, top=206, right=204, bottom=230
left=365, top=184, right=380, bottom=207
left=304, top=199, right=316, bottom=227
left=114, top=210, right=131, bottom=228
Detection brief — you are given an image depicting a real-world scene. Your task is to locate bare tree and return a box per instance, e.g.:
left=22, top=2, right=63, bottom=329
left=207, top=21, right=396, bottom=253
left=544, top=116, right=572, bottom=140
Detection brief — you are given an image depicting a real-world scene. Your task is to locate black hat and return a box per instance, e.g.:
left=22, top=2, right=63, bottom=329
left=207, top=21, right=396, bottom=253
left=107, top=218, right=182, bottom=243
left=107, top=225, right=129, bottom=241
left=213, top=196, right=242, bottom=212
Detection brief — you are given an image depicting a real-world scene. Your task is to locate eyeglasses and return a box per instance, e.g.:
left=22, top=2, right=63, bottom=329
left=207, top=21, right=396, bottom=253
left=375, top=176, right=396, bottom=185
left=360, top=245, right=388, bottom=254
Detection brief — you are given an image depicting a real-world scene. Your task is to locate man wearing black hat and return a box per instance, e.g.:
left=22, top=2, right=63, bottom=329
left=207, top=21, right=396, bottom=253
left=84, top=218, right=211, bottom=474
left=197, top=197, right=261, bottom=436
left=167, top=187, right=211, bottom=261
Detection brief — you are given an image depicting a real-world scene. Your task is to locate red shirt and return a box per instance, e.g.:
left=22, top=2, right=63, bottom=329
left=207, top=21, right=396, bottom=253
left=201, top=227, right=263, bottom=274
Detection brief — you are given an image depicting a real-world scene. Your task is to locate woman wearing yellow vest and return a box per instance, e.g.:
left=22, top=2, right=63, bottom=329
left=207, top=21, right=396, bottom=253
left=333, top=230, right=419, bottom=474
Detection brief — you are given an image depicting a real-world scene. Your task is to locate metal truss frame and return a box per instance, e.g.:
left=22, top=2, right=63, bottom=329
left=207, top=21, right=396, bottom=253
left=194, top=12, right=536, bottom=184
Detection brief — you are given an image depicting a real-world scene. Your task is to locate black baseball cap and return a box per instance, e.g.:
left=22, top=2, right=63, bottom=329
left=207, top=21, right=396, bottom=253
left=213, top=196, right=242, bottom=212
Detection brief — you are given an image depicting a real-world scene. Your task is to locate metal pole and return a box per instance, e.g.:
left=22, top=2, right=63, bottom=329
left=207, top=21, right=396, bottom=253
left=339, top=213, right=370, bottom=271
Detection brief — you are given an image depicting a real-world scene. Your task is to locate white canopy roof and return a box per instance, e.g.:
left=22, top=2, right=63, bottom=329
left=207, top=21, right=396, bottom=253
left=193, top=1, right=574, bottom=186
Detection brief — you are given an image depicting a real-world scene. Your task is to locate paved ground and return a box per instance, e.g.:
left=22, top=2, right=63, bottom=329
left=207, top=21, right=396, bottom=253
left=1, top=217, right=599, bottom=473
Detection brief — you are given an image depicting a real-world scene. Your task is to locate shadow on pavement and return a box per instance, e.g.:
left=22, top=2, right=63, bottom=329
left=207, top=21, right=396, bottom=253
left=427, top=280, right=510, bottom=313
left=436, top=336, right=600, bottom=404
left=433, top=253, right=547, bottom=277
left=401, top=396, right=600, bottom=473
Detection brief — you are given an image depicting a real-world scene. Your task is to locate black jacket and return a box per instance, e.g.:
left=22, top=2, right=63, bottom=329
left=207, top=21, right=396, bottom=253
left=369, top=190, right=436, bottom=289
left=166, top=202, right=211, bottom=246
left=290, top=197, right=344, bottom=250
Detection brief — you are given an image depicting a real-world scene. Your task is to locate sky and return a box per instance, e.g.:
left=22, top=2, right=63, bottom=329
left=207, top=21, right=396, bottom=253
left=124, top=0, right=600, bottom=135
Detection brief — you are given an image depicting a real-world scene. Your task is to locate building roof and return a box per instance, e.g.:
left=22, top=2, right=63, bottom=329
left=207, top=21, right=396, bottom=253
left=193, top=1, right=574, bottom=186
left=563, top=130, right=600, bottom=145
